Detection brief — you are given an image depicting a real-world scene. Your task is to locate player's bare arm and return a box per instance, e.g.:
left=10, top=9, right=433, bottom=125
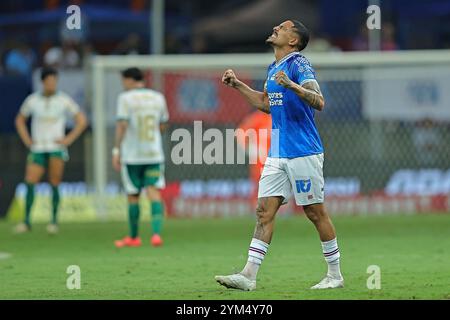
left=275, top=70, right=325, bottom=111
left=56, top=112, right=88, bottom=146
left=15, top=113, right=33, bottom=148
left=222, top=69, right=270, bottom=114
left=112, top=120, right=128, bottom=171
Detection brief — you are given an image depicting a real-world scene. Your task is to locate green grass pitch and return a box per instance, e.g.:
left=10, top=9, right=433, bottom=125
left=0, top=214, right=449, bottom=299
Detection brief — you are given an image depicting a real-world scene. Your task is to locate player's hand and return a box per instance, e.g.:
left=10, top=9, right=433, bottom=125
left=55, top=137, right=72, bottom=147
left=222, top=69, right=240, bottom=88
left=24, top=138, right=33, bottom=149
left=275, top=71, right=293, bottom=88
left=112, top=154, right=121, bottom=172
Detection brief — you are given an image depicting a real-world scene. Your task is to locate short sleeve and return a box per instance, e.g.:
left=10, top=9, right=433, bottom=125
left=290, top=59, right=317, bottom=86
left=63, top=94, right=81, bottom=115
left=116, top=94, right=129, bottom=121
left=160, top=95, right=169, bottom=123
left=19, top=95, right=33, bottom=117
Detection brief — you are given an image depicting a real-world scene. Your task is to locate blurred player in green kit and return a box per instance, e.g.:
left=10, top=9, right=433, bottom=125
left=15, top=67, right=87, bottom=234
left=113, top=67, right=169, bottom=248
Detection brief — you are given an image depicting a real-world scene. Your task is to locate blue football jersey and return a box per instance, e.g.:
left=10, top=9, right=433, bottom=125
left=265, top=52, right=324, bottom=158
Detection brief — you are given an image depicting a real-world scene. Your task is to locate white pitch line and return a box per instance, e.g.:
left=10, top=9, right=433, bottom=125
left=0, top=252, right=12, bottom=260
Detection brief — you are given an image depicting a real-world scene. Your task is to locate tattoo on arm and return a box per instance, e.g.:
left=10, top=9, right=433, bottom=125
left=299, top=81, right=325, bottom=111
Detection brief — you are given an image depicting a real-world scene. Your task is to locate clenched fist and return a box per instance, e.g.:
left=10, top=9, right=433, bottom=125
left=222, top=69, right=240, bottom=88
left=275, top=71, right=293, bottom=88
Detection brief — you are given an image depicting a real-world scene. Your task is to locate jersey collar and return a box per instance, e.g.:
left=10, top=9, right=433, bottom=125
left=40, top=90, right=58, bottom=97
left=274, top=51, right=300, bottom=68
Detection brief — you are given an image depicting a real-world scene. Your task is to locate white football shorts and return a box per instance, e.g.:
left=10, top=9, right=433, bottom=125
left=258, top=154, right=325, bottom=206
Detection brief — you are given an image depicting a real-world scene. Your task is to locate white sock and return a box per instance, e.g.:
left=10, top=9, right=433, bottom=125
left=241, top=238, right=269, bottom=281
left=321, top=238, right=342, bottom=279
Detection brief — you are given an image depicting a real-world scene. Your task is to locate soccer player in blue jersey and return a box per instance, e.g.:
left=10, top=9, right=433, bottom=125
left=215, top=20, right=344, bottom=290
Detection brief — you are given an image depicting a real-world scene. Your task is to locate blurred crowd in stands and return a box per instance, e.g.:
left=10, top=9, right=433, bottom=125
left=1, top=0, right=449, bottom=77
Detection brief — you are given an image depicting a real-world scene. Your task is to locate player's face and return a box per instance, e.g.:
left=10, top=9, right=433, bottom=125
left=42, top=75, right=58, bottom=93
left=266, top=20, right=298, bottom=48
left=122, top=77, right=134, bottom=90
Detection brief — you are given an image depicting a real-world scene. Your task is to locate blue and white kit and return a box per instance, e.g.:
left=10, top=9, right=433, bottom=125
left=258, top=52, right=325, bottom=205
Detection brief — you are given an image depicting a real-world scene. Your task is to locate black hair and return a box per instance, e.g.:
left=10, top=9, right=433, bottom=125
left=121, top=67, right=144, bottom=81
left=291, top=20, right=310, bottom=51
left=40, top=67, right=58, bottom=81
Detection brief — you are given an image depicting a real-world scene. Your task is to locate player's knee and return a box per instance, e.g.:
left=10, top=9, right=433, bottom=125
left=48, top=171, right=63, bottom=186
left=304, top=206, right=327, bottom=224
left=147, top=187, right=161, bottom=201
left=256, top=205, right=273, bottom=225
left=25, top=173, right=41, bottom=184
left=306, top=211, right=320, bottom=224
left=25, top=176, right=38, bottom=184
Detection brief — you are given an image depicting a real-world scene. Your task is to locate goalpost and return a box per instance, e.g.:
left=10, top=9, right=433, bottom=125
left=89, top=50, right=450, bottom=218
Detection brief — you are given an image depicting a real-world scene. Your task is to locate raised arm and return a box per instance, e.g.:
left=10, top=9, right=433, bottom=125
left=275, top=71, right=325, bottom=111
left=222, top=69, right=270, bottom=114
